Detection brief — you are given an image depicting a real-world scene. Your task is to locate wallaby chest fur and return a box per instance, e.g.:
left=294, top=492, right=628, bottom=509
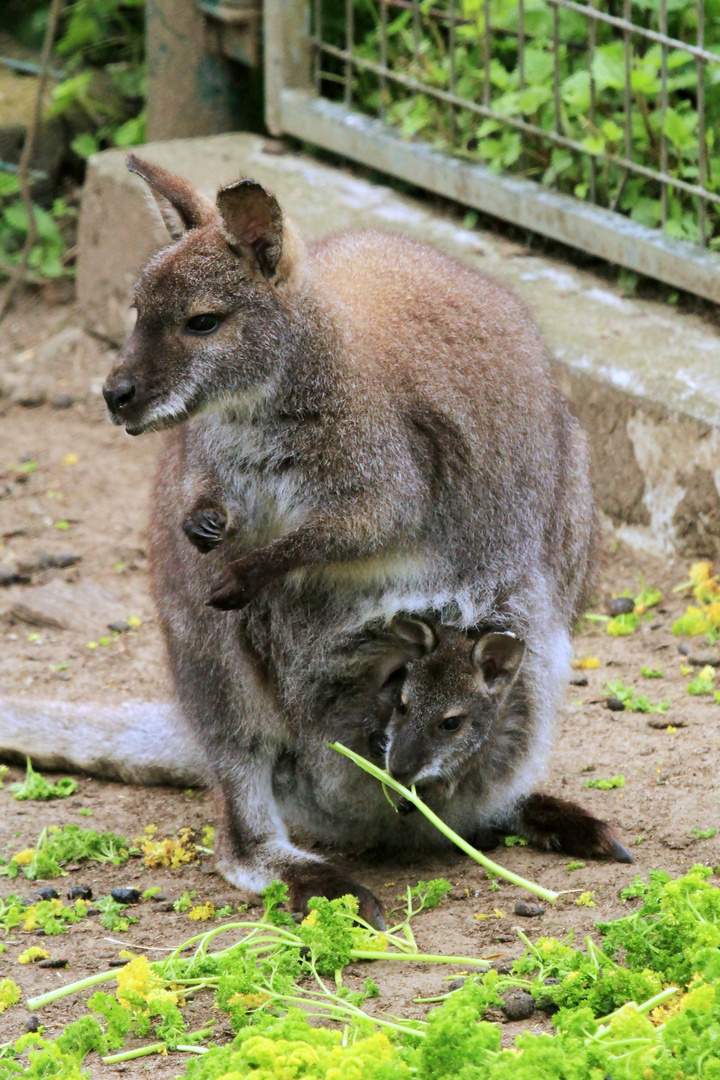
left=102, top=157, right=605, bottom=921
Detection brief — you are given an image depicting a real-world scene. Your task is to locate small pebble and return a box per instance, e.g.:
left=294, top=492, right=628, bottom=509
left=17, top=391, right=46, bottom=408
left=86, top=907, right=100, bottom=916
left=606, top=697, right=626, bottom=712
left=446, top=978, right=466, bottom=991
left=500, top=989, right=535, bottom=1021
left=111, top=888, right=141, bottom=905
left=24, top=1016, right=41, bottom=1033
left=67, top=885, right=92, bottom=901
left=570, top=677, right=588, bottom=687
left=51, top=394, right=73, bottom=410
left=489, top=958, right=514, bottom=974
left=109, top=958, right=128, bottom=968
left=155, top=901, right=176, bottom=912
left=608, top=596, right=635, bottom=616
left=38, top=957, right=69, bottom=969
left=514, top=900, right=545, bottom=917
left=108, top=620, right=130, bottom=633
left=149, top=891, right=167, bottom=902
left=36, top=887, right=60, bottom=901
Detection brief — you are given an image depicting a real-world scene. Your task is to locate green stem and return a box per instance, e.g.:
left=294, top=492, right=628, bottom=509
left=351, top=949, right=489, bottom=966
left=331, top=743, right=559, bottom=903
left=101, top=1027, right=213, bottom=1064
left=27, top=968, right=117, bottom=1010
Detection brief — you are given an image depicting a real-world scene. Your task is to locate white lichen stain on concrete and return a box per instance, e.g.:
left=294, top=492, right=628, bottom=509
left=626, top=413, right=720, bottom=553
left=584, top=287, right=635, bottom=313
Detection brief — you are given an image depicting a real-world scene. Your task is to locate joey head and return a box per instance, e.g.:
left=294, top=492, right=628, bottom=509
left=379, top=617, right=525, bottom=790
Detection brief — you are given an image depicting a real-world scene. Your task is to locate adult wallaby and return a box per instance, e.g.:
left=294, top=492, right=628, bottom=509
left=366, top=617, right=632, bottom=861
left=102, top=154, right=610, bottom=925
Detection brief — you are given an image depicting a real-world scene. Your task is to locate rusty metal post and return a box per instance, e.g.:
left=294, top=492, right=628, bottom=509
left=146, top=0, right=244, bottom=140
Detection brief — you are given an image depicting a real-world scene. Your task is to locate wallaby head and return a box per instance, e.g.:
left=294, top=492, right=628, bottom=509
left=382, top=617, right=525, bottom=790
left=103, top=154, right=304, bottom=435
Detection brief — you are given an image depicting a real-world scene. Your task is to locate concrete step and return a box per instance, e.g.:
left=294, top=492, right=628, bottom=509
left=77, top=133, right=720, bottom=558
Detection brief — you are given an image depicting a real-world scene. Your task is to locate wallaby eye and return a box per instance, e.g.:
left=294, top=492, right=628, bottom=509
left=439, top=714, right=466, bottom=733
left=186, top=313, right=220, bottom=335
left=395, top=700, right=408, bottom=717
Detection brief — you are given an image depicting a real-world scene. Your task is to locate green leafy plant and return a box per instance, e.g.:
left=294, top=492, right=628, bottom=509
left=582, top=774, right=625, bottom=790
left=606, top=679, right=670, bottom=714
left=9, top=757, right=78, bottom=801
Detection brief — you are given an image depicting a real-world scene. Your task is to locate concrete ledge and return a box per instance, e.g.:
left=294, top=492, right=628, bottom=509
left=77, top=133, right=720, bottom=557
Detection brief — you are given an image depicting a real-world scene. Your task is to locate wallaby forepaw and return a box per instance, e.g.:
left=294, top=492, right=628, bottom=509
left=183, top=506, right=227, bottom=553
left=206, top=566, right=257, bottom=610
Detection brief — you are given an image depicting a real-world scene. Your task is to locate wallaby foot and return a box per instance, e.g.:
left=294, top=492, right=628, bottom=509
left=183, top=504, right=227, bottom=553
left=288, top=866, right=386, bottom=931
left=513, top=792, right=634, bottom=863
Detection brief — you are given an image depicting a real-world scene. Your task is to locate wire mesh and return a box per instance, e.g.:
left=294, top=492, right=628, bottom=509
left=310, top=0, right=720, bottom=256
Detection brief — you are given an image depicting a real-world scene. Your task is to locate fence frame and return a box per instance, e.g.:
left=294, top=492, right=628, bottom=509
left=264, top=1, right=719, bottom=302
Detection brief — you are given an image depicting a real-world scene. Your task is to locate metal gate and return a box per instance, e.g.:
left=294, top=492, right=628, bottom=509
left=265, top=0, right=719, bottom=302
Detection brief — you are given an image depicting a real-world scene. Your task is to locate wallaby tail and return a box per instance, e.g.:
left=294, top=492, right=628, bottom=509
left=0, top=697, right=206, bottom=787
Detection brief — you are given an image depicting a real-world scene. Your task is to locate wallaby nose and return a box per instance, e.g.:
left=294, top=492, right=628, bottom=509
left=103, top=380, right=136, bottom=414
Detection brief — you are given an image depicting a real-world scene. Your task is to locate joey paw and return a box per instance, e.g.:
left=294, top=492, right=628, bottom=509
left=183, top=507, right=227, bottom=553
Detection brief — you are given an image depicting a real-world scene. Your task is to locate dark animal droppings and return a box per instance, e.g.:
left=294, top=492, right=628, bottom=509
left=500, top=989, right=536, bottom=1021
left=608, top=596, right=635, bottom=616
left=514, top=900, right=545, bottom=917
left=35, top=887, right=60, bottom=901
left=111, top=888, right=141, bottom=904
left=606, top=697, right=626, bottom=712
left=67, top=885, right=92, bottom=901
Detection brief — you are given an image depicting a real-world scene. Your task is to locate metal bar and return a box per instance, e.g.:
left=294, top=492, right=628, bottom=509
left=587, top=0, right=597, bottom=204
left=659, top=0, right=668, bottom=228
left=546, top=0, right=720, bottom=66
left=315, top=41, right=720, bottom=206
left=552, top=1, right=561, bottom=140
left=345, top=0, right=354, bottom=107
left=483, top=0, right=491, bottom=108
left=518, top=0, right=525, bottom=91
left=279, top=90, right=720, bottom=302
left=697, top=0, right=708, bottom=247
left=448, top=0, right=457, bottom=142
left=622, top=0, right=631, bottom=164
left=380, top=0, right=389, bottom=117
left=313, top=0, right=321, bottom=92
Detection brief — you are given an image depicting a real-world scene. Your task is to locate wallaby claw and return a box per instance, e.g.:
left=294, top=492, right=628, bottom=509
left=183, top=507, right=227, bottom=553
left=606, top=836, right=635, bottom=864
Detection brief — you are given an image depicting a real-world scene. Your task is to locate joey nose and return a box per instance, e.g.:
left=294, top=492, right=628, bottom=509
left=103, top=380, right=136, bottom=415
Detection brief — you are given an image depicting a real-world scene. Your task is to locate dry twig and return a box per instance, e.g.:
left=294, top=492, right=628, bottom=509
left=0, top=0, right=66, bottom=322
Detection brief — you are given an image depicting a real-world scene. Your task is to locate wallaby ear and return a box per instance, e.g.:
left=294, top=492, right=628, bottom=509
left=127, top=153, right=215, bottom=241
left=216, top=179, right=283, bottom=279
left=389, top=617, right=437, bottom=656
left=472, top=632, right=525, bottom=694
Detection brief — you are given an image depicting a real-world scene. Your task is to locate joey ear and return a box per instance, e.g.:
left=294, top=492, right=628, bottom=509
left=127, top=153, right=215, bottom=241
left=216, top=179, right=283, bottom=279
left=472, top=632, right=525, bottom=694
left=389, top=617, right=437, bottom=656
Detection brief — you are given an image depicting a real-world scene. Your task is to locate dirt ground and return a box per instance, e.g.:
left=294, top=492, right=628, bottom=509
left=1, top=291, right=719, bottom=1074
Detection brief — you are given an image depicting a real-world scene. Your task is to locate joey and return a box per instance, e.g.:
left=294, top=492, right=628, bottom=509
left=103, top=154, right=613, bottom=919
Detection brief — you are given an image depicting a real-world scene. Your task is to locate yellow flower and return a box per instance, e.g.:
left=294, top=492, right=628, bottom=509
left=0, top=978, right=21, bottom=1014
left=17, top=947, right=50, bottom=964
left=575, top=891, right=597, bottom=907
left=116, top=955, right=163, bottom=1006
left=572, top=656, right=600, bottom=670
left=301, top=909, right=319, bottom=927
left=11, top=849, right=35, bottom=866
left=188, top=902, right=216, bottom=921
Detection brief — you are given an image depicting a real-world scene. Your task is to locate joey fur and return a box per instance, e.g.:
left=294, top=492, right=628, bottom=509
left=102, top=155, right=621, bottom=922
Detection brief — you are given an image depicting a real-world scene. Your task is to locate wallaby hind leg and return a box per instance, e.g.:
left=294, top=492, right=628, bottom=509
left=507, top=792, right=634, bottom=863
left=212, top=775, right=386, bottom=929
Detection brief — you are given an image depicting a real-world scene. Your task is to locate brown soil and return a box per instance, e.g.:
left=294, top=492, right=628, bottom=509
left=1, top=293, right=719, bottom=1075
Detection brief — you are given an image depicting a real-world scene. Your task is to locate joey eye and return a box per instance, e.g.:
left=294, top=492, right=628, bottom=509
left=395, top=701, right=408, bottom=717
left=186, top=313, right=220, bottom=335
left=438, top=714, right=466, bottom=733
